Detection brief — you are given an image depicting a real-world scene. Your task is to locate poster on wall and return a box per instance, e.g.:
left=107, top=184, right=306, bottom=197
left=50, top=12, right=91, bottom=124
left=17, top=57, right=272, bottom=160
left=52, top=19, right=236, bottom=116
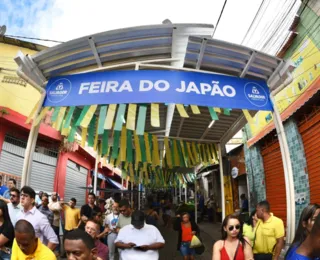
left=295, top=192, right=307, bottom=205
left=248, top=36, right=320, bottom=137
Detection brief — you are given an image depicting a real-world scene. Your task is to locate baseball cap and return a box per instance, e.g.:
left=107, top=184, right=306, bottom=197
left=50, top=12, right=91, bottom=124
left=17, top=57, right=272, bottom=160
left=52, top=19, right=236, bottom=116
left=131, top=210, right=145, bottom=227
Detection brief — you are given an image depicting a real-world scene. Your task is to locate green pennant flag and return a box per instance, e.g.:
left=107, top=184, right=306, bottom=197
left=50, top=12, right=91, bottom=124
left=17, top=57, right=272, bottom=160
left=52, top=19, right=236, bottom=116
left=136, top=105, right=147, bottom=135
left=51, top=107, right=61, bottom=122
left=67, top=108, right=82, bottom=143
left=102, top=130, right=109, bottom=156
left=183, top=141, right=189, bottom=165
left=114, top=104, right=126, bottom=131
left=87, top=115, right=96, bottom=147
left=76, top=106, right=90, bottom=126
left=63, top=106, right=75, bottom=128
left=177, top=140, right=185, bottom=167
left=208, top=107, right=219, bottom=120
left=223, top=108, right=232, bottom=115
left=148, top=133, right=153, bottom=159
left=139, top=135, right=147, bottom=163
left=98, top=105, right=108, bottom=134
left=112, top=131, right=121, bottom=159
left=127, top=130, right=133, bottom=163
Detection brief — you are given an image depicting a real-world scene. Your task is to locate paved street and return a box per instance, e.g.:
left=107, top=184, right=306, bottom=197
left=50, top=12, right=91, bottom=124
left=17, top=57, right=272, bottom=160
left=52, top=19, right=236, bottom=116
left=159, top=221, right=221, bottom=260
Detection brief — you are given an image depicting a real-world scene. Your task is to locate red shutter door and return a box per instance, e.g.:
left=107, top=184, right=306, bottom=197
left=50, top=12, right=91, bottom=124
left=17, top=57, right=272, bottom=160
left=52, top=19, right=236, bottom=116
left=261, top=141, right=287, bottom=227
left=299, top=111, right=320, bottom=204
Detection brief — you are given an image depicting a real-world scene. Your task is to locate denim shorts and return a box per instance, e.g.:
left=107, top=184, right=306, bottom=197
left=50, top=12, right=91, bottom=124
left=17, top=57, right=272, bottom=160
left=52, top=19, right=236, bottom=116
left=180, top=242, right=195, bottom=256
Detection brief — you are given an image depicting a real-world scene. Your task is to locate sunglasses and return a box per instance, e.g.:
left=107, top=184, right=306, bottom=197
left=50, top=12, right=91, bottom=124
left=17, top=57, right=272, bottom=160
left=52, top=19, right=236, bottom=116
left=228, top=225, right=241, bottom=231
left=10, top=194, right=17, bottom=198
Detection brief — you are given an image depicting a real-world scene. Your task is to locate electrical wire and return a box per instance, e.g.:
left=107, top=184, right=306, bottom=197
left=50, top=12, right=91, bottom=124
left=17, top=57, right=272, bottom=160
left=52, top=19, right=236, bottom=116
left=212, top=0, right=228, bottom=37
left=241, top=0, right=266, bottom=45
left=4, top=34, right=64, bottom=43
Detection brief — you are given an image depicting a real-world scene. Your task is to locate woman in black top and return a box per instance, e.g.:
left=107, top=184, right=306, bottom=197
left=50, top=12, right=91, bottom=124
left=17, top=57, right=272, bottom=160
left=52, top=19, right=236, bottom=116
left=0, top=200, right=14, bottom=260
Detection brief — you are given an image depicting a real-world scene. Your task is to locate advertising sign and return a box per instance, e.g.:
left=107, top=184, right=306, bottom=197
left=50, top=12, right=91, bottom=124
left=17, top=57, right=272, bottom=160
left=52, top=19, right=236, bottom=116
left=44, top=70, right=273, bottom=111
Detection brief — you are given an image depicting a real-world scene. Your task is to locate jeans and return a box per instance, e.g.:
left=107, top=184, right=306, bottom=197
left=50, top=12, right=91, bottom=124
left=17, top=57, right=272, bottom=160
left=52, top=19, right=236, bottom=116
left=107, top=232, right=118, bottom=260
left=180, top=242, right=195, bottom=256
left=52, top=225, right=60, bottom=253
left=0, top=250, right=11, bottom=260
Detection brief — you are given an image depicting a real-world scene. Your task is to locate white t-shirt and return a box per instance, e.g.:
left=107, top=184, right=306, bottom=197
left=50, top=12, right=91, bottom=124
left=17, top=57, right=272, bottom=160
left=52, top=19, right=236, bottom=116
left=115, top=224, right=165, bottom=260
left=104, top=213, right=120, bottom=230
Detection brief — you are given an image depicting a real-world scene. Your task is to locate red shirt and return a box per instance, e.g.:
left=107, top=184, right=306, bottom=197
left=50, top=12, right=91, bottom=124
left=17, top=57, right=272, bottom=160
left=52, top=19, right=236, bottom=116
left=181, top=223, right=193, bottom=242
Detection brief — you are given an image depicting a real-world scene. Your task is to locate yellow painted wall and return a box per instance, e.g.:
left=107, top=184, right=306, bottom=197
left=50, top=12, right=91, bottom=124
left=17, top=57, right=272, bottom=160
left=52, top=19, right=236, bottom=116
left=248, top=36, right=320, bottom=137
left=0, top=43, right=42, bottom=116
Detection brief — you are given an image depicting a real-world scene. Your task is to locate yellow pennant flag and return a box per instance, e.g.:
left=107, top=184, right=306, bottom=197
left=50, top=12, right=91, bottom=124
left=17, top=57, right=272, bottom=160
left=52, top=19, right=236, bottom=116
left=176, top=104, right=189, bottom=118
left=191, top=142, right=199, bottom=163
left=187, top=142, right=195, bottom=166
left=164, top=137, right=172, bottom=168
left=120, top=127, right=127, bottom=162
left=61, top=126, right=70, bottom=136
left=26, top=99, right=41, bottom=124
left=214, top=107, right=221, bottom=113
left=54, top=107, right=67, bottom=131
left=81, top=127, right=88, bottom=147
left=129, top=163, right=135, bottom=183
left=126, top=104, right=137, bottom=130
left=144, top=133, right=152, bottom=164
left=242, top=109, right=254, bottom=124
left=34, top=107, right=50, bottom=126
left=93, top=121, right=99, bottom=151
left=152, top=135, right=160, bottom=167
left=190, top=105, right=201, bottom=114
left=151, top=103, right=160, bottom=127
left=80, top=105, right=97, bottom=128
left=143, top=162, right=149, bottom=184
left=104, top=104, right=117, bottom=130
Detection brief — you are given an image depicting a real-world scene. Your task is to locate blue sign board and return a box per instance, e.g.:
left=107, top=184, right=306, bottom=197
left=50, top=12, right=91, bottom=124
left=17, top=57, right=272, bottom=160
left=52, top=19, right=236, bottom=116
left=44, top=70, right=273, bottom=111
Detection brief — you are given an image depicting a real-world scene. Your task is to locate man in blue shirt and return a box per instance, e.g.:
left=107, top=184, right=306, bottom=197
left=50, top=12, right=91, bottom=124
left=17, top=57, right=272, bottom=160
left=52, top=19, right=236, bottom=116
left=240, top=193, right=249, bottom=212
left=1, top=178, right=16, bottom=202
left=0, top=176, right=8, bottom=197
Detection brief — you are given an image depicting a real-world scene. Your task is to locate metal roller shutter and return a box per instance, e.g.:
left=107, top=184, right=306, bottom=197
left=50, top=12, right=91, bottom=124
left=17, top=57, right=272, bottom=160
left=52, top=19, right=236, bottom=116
left=65, top=160, right=88, bottom=207
left=299, top=111, right=320, bottom=204
left=29, top=152, right=57, bottom=193
left=0, top=142, right=25, bottom=176
left=261, top=141, right=287, bottom=227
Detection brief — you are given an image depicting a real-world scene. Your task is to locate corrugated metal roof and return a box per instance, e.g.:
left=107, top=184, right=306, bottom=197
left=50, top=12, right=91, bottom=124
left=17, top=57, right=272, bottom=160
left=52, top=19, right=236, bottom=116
left=14, top=23, right=290, bottom=145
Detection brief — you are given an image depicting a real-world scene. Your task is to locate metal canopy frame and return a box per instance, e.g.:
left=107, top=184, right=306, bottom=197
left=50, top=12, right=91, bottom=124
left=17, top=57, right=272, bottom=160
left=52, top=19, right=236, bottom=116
left=14, top=22, right=296, bottom=243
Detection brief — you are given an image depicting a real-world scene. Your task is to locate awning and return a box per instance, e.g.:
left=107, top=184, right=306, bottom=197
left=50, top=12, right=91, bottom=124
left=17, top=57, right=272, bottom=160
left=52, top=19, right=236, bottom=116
left=248, top=76, right=320, bottom=147
left=106, top=177, right=124, bottom=190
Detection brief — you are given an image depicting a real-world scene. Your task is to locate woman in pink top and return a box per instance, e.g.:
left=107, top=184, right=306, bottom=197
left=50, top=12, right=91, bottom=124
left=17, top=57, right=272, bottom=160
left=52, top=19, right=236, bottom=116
left=213, top=214, right=253, bottom=260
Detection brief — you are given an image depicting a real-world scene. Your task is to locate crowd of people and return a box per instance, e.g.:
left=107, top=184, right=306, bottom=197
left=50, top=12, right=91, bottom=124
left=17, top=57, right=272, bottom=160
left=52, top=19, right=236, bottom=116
left=0, top=178, right=319, bottom=260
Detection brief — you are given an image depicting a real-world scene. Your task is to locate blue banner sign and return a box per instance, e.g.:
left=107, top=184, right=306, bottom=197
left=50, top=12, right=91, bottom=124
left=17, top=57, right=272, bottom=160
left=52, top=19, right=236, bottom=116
left=44, top=70, right=273, bottom=111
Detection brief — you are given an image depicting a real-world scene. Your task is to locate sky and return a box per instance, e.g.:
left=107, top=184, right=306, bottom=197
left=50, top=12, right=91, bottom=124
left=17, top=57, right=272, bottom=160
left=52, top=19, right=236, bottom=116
left=0, top=0, right=300, bottom=53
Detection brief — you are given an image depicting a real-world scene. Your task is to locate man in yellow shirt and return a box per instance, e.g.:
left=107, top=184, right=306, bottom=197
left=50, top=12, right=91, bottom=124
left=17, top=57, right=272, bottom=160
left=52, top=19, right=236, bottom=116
left=11, top=219, right=56, bottom=260
left=62, top=198, right=81, bottom=232
left=253, top=200, right=285, bottom=260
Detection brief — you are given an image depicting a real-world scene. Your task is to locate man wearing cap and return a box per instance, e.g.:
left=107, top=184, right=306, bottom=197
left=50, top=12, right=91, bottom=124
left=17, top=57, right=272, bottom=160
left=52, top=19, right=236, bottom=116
left=115, top=210, right=165, bottom=260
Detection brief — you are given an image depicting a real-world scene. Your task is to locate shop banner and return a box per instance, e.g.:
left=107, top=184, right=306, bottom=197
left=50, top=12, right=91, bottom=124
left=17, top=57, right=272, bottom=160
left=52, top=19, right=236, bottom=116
left=44, top=70, right=273, bottom=111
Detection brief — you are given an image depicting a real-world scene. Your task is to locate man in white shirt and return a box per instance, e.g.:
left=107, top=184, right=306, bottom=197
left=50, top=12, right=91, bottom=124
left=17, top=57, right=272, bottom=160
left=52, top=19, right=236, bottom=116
left=16, top=186, right=58, bottom=251
left=115, top=210, right=165, bottom=260
left=7, top=187, right=21, bottom=226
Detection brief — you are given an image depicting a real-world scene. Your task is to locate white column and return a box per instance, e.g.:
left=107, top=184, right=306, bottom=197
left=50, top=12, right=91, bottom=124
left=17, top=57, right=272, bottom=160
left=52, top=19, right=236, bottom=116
left=93, top=153, right=99, bottom=196
left=21, top=91, right=46, bottom=186
left=179, top=185, right=182, bottom=203
left=270, top=94, right=295, bottom=244
left=218, top=143, right=226, bottom=220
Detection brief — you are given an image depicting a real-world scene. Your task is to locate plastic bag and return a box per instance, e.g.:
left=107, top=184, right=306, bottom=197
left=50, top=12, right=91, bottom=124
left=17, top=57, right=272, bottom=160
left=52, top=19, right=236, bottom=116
left=190, top=235, right=202, bottom=248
